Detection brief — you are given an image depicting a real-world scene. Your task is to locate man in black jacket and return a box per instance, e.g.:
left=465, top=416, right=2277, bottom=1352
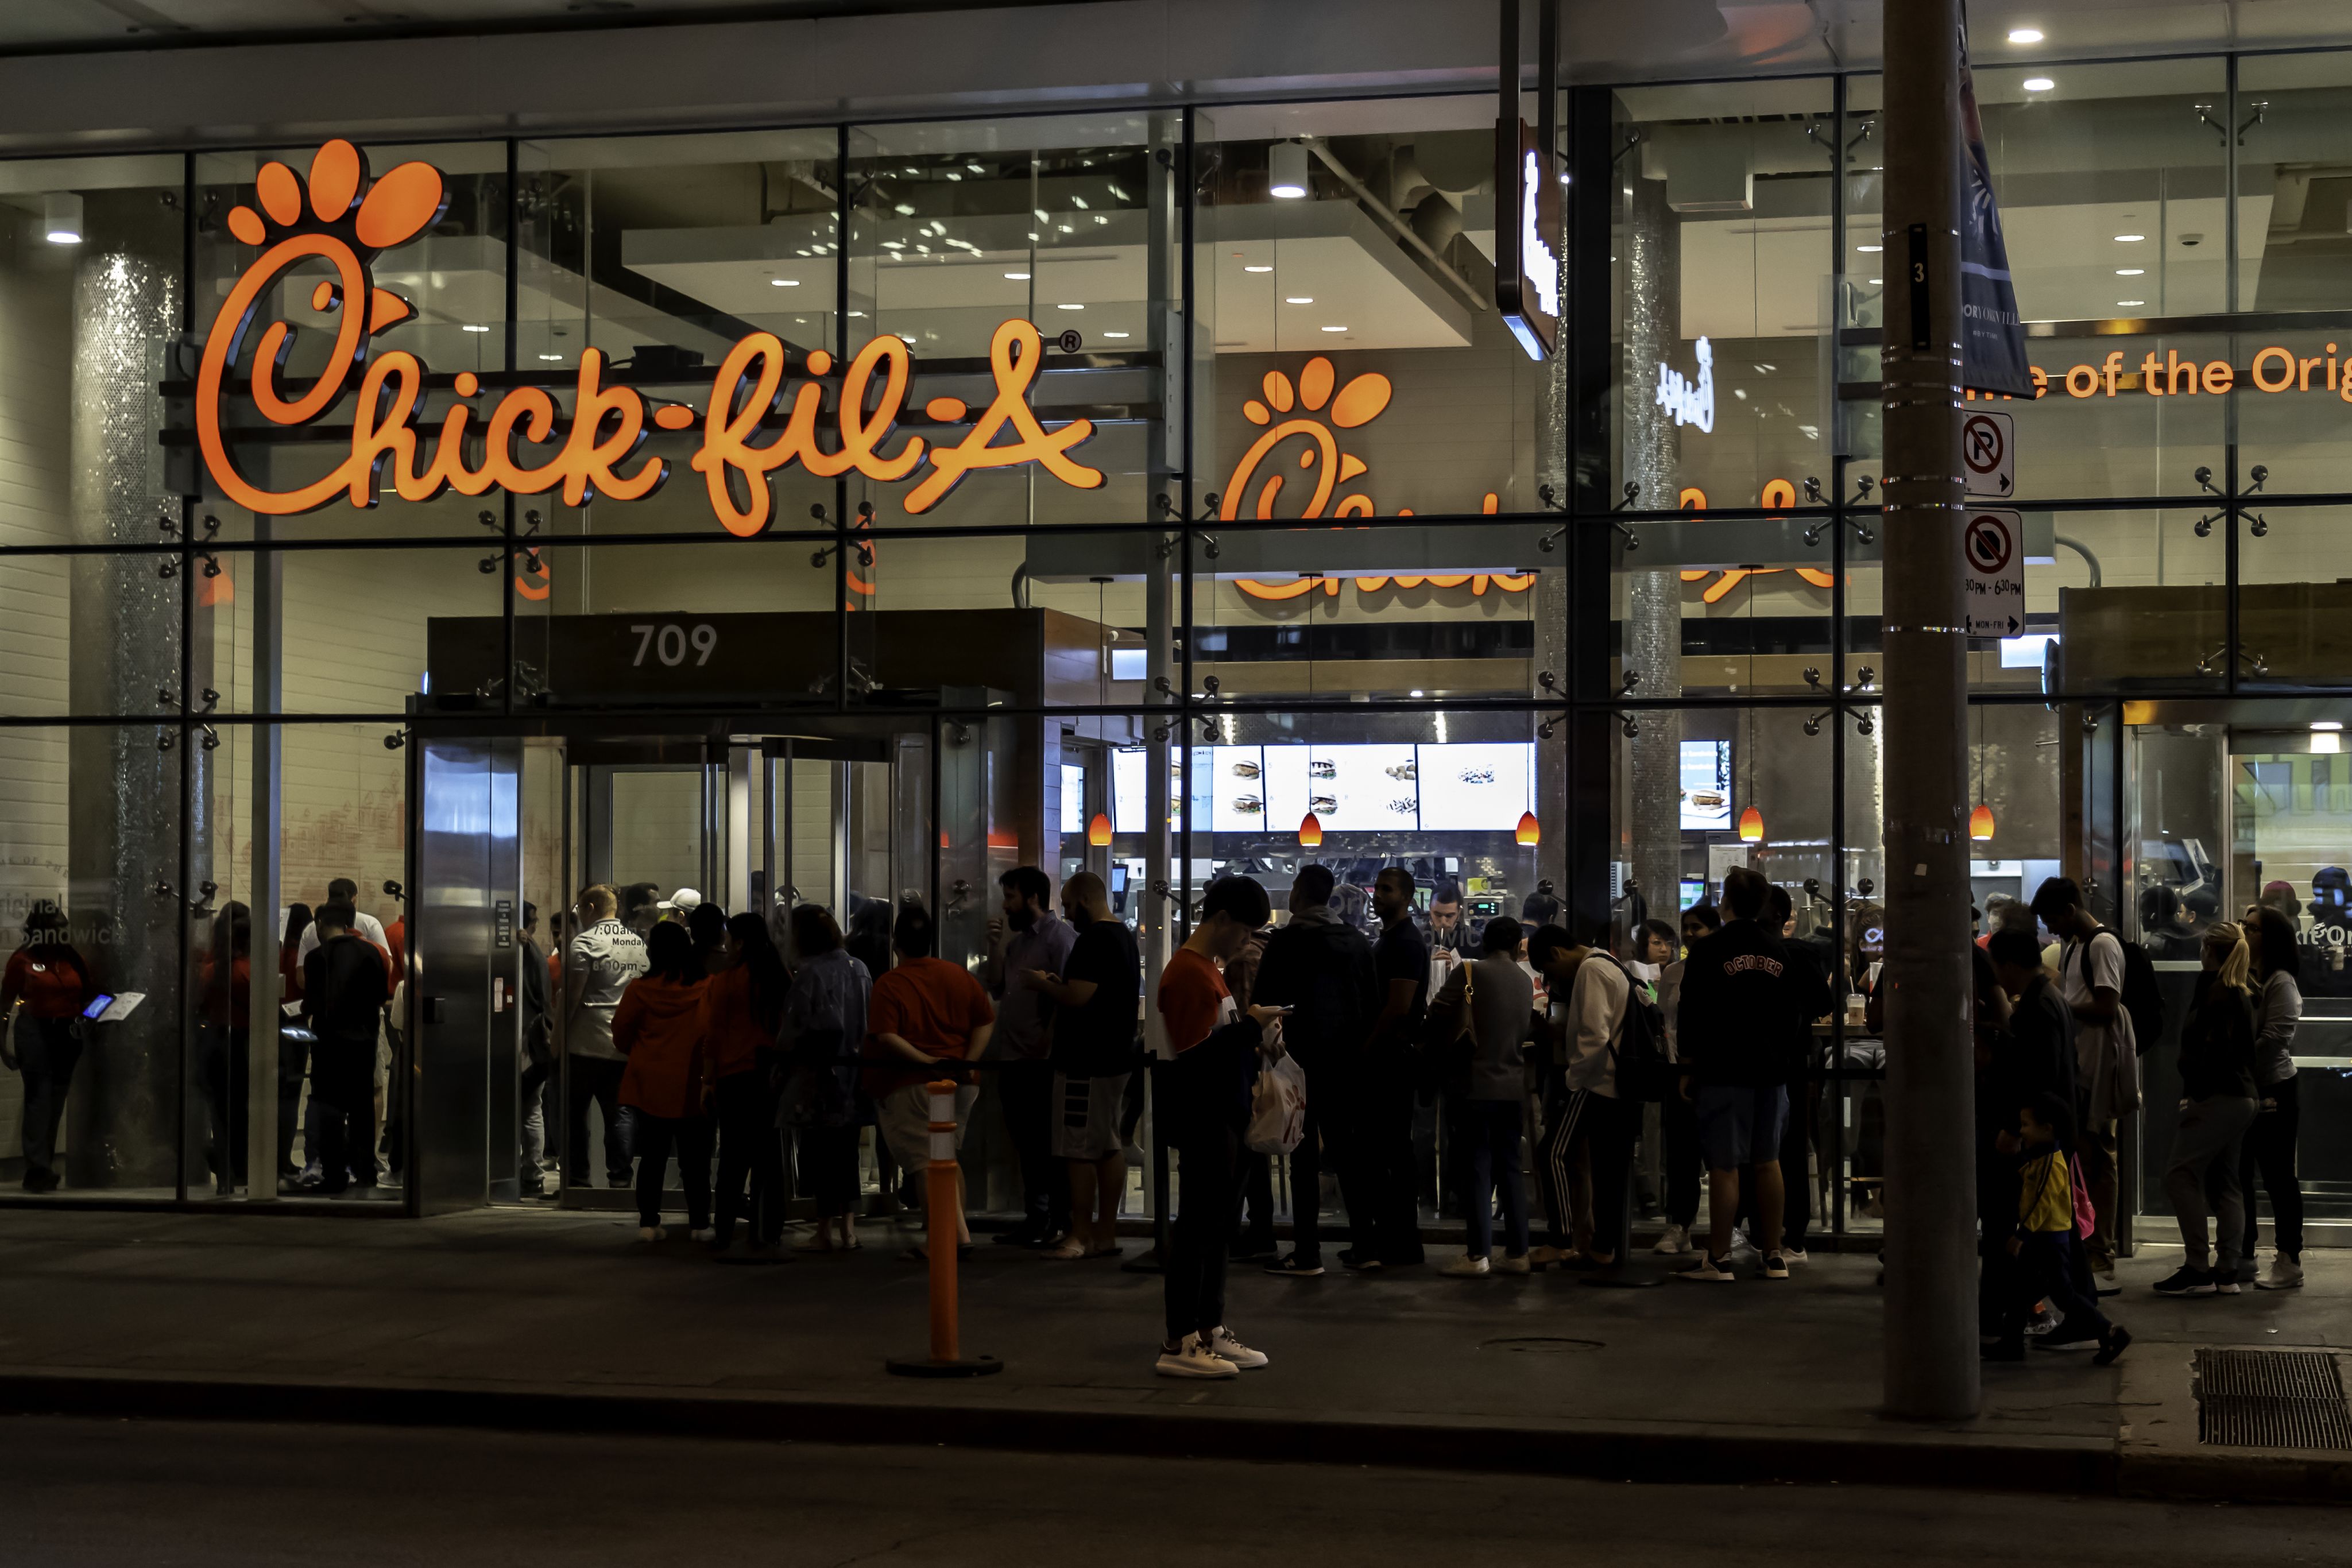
left=1759, top=883, right=1835, bottom=1261
left=301, top=900, right=391, bottom=1196
left=1673, top=867, right=1802, bottom=1281
left=1254, top=864, right=1380, bottom=1277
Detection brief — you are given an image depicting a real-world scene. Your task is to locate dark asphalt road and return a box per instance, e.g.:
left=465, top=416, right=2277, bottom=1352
left=5, top=1416, right=2343, bottom=1566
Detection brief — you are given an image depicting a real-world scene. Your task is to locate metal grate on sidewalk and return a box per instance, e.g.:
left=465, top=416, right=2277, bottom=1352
left=2193, top=1348, right=2352, bottom=1451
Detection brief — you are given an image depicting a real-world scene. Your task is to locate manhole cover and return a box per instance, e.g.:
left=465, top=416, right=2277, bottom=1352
left=1480, top=1336, right=1603, bottom=1354
left=2194, top=1348, right=2352, bottom=1451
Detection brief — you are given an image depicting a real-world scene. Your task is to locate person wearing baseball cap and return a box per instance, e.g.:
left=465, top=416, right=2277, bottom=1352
left=657, top=888, right=703, bottom=920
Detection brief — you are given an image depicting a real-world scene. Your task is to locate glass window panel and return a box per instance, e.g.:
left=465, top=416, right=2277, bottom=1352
left=1614, top=79, right=1838, bottom=512
left=210, top=545, right=502, bottom=715
left=192, top=142, right=509, bottom=545
left=2233, top=504, right=2352, bottom=688
left=1197, top=95, right=1564, bottom=521
left=2237, top=51, right=2352, bottom=312
left=844, top=114, right=1174, bottom=532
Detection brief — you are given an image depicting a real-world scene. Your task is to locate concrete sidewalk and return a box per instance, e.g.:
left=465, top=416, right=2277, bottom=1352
left=0, top=1206, right=2345, bottom=1500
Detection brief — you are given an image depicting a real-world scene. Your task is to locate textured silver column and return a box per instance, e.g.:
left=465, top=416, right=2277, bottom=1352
left=1531, top=132, right=1570, bottom=905
left=66, top=192, right=185, bottom=1190
left=1622, top=173, right=1684, bottom=917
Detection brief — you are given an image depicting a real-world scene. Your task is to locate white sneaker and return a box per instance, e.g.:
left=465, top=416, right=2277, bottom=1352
left=637, top=1225, right=667, bottom=1243
left=1674, top=1253, right=1736, bottom=1283
left=1780, top=1247, right=1809, bottom=1264
left=1206, top=1326, right=1268, bottom=1369
left=2258, top=1255, right=2305, bottom=1291
left=1494, top=1253, right=1533, bottom=1275
left=690, top=1228, right=717, bottom=1244
left=1442, top=1253, right=1492, bottom=1277
left=1651, top=1224, right=1690, bottom=1256
left=1727, top=1228, right=1762, bottom=1264
left=1155, top=1335, right=1240, bottom=1379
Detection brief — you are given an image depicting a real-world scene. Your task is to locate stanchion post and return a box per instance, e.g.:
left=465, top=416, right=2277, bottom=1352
left=887, top=1078, right=1002, bottom=1379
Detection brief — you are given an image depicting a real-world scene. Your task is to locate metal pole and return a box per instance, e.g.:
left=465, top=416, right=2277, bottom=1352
left=1878, top=0, right=1979, bottom=1420
left=245, top=521, right=284, bottom=1196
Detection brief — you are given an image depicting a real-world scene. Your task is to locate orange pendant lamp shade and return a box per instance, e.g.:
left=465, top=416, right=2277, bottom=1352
left=1086, top=811, right=1113, bottom=847
left=1297, top=812, right=1324, bottom=849
left=1515, top=810, right=1541, bottom=847
left=1968, top=803, right=1995, bottom=841
left=1737, top=806, right=1764, bottom=843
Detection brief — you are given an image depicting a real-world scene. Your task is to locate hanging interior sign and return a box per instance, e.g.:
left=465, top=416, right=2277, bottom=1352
left=187, top=139, right=1104, bottom=533
left=1494, top=117, right=1562, bottom=362
left=1655, top=336, right=1715, bottom=432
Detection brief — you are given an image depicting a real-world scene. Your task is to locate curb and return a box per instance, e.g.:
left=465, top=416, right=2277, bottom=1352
left=0, top=1369, right=2134, bottom=1497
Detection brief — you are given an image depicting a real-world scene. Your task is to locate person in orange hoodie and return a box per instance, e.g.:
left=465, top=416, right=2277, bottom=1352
left=615, top=921, right=713, bottom=1243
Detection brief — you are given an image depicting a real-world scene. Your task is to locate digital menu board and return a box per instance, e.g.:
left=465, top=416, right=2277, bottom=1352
left=1059, top=763, right=1084, bottom=834
left=1415, top=742, right=1533, bottom=831
left=1304, top=743, right=1421, bottom=832
left=1111, top=748, right=1147, bottom=835
left=1678, top=739, right=1732, bottom=830
left=1194, top=745, right=1272, bottom=833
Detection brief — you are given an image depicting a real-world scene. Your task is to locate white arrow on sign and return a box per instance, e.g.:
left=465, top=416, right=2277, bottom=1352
left=1961, top=408, right=2014, bottom=499
left=1962, top=508, right=2024, bottom=637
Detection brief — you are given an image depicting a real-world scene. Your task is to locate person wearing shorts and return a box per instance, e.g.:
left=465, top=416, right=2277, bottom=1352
left=1026, top=872, right=1140, bottom=1260
left=862, top=902, right=994, bottom=1260
left=1673, top=866, right=1804, bottom=1282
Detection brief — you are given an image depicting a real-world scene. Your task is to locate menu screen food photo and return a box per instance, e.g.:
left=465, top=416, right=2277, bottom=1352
left=1414, top=742, right=1533, bottom=831
left=1678, top=739, right=1732, bottom=831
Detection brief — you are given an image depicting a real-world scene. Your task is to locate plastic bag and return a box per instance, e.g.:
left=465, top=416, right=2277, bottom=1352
left=1244, top=1050, right=1307, bottom=1156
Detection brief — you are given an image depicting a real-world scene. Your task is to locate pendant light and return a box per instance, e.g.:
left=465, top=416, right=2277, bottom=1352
left=1737, top=580, right=1762, bottom=845
left=1968, top=703, right=1995, bottom=841
left=1084, top=575, right=1114, bottom=849
left=1515, top=810, right=1541, bottom=846
left=1298, top=812, right=1324, bottom=849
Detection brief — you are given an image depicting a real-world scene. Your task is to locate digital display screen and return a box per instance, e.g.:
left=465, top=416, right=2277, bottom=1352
left=1679, top=739, right=1732, bottom=830
left=1304, top=743, right=1421, bottom=832
left=1194, top=745, right=1271, bottom=833
left=1059, top=763, right=1084, bottom=834
left=1415, top=742, right=1532, bottom=831
left=1111, top=748, right=1147, bottom=835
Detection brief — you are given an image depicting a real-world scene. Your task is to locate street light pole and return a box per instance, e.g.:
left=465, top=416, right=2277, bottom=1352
left=1878, top=0, right=1980, bottom=1420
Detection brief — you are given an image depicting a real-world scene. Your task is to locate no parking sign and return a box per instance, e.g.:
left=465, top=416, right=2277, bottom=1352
left=1963, top=509, right=2024, bottom=636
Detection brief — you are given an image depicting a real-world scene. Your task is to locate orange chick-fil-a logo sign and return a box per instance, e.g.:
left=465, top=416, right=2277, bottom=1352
left=1227, top=357, right=1535, bottom=601
left=197, top=140, right=1103, bottom=535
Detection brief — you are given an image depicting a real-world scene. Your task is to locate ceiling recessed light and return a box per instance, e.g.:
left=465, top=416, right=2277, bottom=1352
left=1243, top=264, right=1272, bottom=273
left=42, top=192, right=82, bottom=245
left=1869, top=277, right=1883, bottom=285
left=461, top=323, right=490, bottom=332
left=2007, top=26, right=2044, bottom=42
left=539, top=353, right=563, bottom=361
left=1856, top=243, right=1883, bottom=253
left=1057, top=303, right=1084, bottom=311
left=2117, top=268, right=2145, bottom=276
left=1320, top=325, right=1347, bottom=332
left=1284, top=296, right=1313, bottom=304
left=1102, top=330, right=1131, bottom=338
left=2314, top=721, right=2344, bottom=731
left=1004, top=270, right=1031, bottom=279
left=2114, top=233, right=2145, bottom=242
left=2117, top=300, right=2145, bottom=307
left=769, top=277, right=799, bottom=287
left=2022, top=76, right=2055, bottom=91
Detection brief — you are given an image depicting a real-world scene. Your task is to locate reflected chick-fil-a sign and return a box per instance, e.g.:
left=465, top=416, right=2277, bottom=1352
left=196, top=140, right=1103, bottom=531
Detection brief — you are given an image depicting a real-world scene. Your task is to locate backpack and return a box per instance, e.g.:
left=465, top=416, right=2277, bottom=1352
left=2073, top=930, right=2165, bottom=1058
left=2118, top=937, right=2165, bottom=1056
left=1606, top=959, right=1676, bottom=1104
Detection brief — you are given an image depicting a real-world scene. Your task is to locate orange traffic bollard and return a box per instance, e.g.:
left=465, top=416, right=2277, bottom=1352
left=886, top=1078, right=1002, bottom=1379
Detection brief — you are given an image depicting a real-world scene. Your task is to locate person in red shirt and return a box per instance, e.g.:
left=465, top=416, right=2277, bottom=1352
left=615, top=920, right=714, bottom=1242
left=198, top=903, right=257, bottom=1190
left=1, top=901, right=95, bottom=1193
left=698, top=908, right=791, bottom=1253
left=1154, top=876, right=1284, bottom=1380
left=864, top=903, right=994, bottom=1260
